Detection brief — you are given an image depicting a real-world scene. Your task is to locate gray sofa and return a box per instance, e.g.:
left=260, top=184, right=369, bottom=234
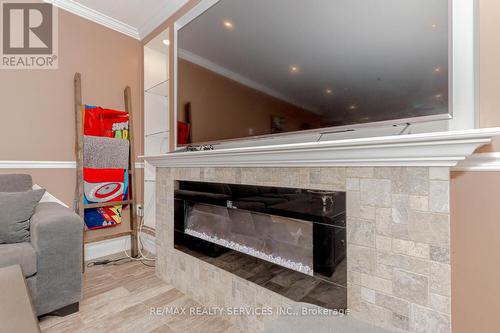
left=0, top=174, right=83, bottom=316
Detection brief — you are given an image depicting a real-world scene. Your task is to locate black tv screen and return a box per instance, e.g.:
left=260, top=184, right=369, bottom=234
left=177, top=0, right=450, bottom=145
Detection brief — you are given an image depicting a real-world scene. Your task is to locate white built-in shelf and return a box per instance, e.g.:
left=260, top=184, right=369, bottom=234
left=145, top=80, right=169, bottom=97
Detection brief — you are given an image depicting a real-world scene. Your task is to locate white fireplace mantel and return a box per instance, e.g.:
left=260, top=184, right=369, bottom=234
left=141, top=128, right=500, bottom=168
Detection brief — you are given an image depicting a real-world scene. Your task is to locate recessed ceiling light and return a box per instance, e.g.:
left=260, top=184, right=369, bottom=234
left=325, top=89, right=333, bottom=95
left=223, top=20, right=234, bottom=30
left=433, top=66, right=442, bottom=73
left=349, top=104, right=357, bottom=110
left=162, top=39, right=170, bottom=46
left=290, top=65, right=300, bottom=73
left=431, top=23, right=438, bottom=29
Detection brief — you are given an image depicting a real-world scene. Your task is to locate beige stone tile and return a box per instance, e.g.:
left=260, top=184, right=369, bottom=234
left=377, top=252, right=430, bottom=276
left=347, top=284, right=362, bottom=312
left=409, top=195, right=429, bottom=211
left=375, top=208, right=392, bottom=236
left=346, top=191, right=361, bottom=218
left=408, top=211, right=450, bottom=246
left=348, top=244, right=377, bottom=274
left=429, top=181, right=450, bottom=213
left=201, top=168, right=216, bottom=180
left=392, top=312, right=410, bottom=332
left=243, top=168, right=271, bottom=184
left=354, top=302, right=394, bottom=332
left=360, top=205, right=376, bottom=220
left=407, top=168, right=429, bottom=196
left=271, top=168, right=310, bottom=187
left=154, top=166, right=450, bottom=333
left=393, top=269, right=428, bottom=306
left=360, top=179, right=391, bottom=207
left=361, top=287, right=376, bottom=303
left=348, top=270, right=362, bottom=285
left=392, top=194, right=409, bottom=224
left=373, top=167, right=392, bottom=179
left=348, top=218, right=376, bottom=247
left=374, top=263, right=393, bottom=280
left=430, top=246, right=450, bottom=264
left=347, top=167, right=374, bottom=178
left=360, top=274, right=393, bottom=294
left=375, top=235, right=392, bottom=252
left=375, top=292, right=410, bottom=317
left=429, top=293, right=451, bottom=315
left=410, top=304, right=450, bottom=333
left=175, top=168, right=201, bottom=180
left=391, top=222, right=410, bottom=240
left=430, top=262, right=451, bottom=297
left=392, top=239, right=430, bottom=259
left=318, top=167, right=346, bottom=185
left=215, top=168, right=238, bottom=183
left=390, top=168, right=410, bottom=195
left=346, top=178, right=360, bottom=191
left=429, top=167, right=450, bottom=181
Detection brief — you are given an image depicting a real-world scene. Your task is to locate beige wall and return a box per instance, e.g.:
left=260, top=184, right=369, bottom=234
left=451, top=171, right=500, bottom=333
left=178, top=59, right=321, bottom=143
left=450, top=2, right=500, bottom=332
left=0, top=9, right=143, bottom=207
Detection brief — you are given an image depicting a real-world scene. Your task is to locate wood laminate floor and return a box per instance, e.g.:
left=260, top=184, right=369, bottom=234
left=39, top=256, right=239, bottom=333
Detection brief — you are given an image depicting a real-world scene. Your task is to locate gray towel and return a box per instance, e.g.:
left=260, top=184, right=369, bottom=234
left=83, top=135, right=129, bottom=169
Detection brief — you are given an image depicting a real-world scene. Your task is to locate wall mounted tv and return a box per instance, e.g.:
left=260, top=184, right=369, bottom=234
left=177, top=0, right=450, bottom=145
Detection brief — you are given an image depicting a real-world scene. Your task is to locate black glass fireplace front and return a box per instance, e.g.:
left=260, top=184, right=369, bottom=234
left=174, top=180, right=347, bottom=310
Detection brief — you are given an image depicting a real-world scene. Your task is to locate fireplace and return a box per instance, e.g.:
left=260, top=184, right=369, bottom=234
left=144, top=129, right=487, bottom=332
left=174, top=180, right=347, bottom=309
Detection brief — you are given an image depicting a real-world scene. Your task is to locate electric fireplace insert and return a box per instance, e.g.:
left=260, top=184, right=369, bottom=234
left=174, top=180, right=347, bottom=309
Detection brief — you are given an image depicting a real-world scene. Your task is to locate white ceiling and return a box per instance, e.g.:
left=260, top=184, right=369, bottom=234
left=49, top=0, right=188, bottom=39
left=179, top=0, right=450, bottom=123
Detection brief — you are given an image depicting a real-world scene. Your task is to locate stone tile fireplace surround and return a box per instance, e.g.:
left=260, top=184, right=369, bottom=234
left=147, top=129, right=500, bottom=333
left=155, top=166, right=451, bottom=333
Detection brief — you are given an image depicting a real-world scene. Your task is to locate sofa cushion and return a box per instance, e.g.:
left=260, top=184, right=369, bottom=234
left=0, top=174, right=33, bottom=192
left=0, top=243, right=37, bottom=277
left=0, top=189, right=45, bottom=244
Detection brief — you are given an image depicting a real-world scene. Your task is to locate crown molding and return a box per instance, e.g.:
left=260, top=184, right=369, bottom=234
left=47, top=0, right=189, bottom=40
left=142, top=128, right=500, bottom=168
left=138, top=0, right=189, bottom=39
left=47, top=0, right=140, bottom=39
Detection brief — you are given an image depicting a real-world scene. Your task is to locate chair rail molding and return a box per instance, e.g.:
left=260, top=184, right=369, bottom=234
left=454, top=152, right=500, bottom=171
left=141, top=128, right=500, bottom=168
left=0, top=161, right=145, bottom=169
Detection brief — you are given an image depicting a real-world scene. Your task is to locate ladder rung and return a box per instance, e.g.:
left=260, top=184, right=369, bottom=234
left=84, top=200, right=133, bottom=209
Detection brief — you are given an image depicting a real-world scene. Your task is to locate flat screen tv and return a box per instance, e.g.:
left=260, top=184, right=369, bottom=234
left=177, top=0, right=450, bottom=145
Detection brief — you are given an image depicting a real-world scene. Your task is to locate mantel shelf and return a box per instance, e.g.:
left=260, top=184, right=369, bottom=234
left=141, top=128, right=500, bottom=168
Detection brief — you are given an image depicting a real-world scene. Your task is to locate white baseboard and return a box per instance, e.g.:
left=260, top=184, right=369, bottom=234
left=84, top=236, right=131, bottom=261
left=84, top=233, right=156, bottom=261
left=140, top=232, right=156, bottom=255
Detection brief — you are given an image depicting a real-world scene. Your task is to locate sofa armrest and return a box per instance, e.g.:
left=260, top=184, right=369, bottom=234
left=30, top=202, right=83, bottom=315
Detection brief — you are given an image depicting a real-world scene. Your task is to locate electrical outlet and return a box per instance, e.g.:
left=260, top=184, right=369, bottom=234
left=136, top=204, right=144, bottom=217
